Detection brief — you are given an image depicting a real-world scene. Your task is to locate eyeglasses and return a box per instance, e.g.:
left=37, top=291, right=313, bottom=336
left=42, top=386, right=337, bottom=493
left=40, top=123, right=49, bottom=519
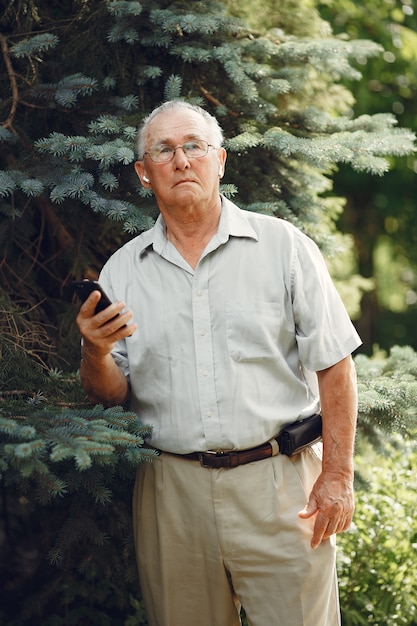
left=143, top=139, right=216, bottom=163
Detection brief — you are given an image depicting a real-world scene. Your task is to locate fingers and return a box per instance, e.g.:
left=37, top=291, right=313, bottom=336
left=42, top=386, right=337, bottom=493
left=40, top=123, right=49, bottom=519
left=299, top=473, right=354, bottom=549
left=298, top=497, right=333, bottom=549
left=310, top=508, right=353, bottom=549
left=78, top=290, right=119, bottom=322
left=91, top=305, right=134, bottom=335
left=310, top=512, right=337, bottom=549
left=76, top=290, right=137, bottom=343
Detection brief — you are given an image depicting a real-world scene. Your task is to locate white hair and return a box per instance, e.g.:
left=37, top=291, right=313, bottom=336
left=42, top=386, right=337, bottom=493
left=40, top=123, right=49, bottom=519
left=136, top=100, right=224, bottom=158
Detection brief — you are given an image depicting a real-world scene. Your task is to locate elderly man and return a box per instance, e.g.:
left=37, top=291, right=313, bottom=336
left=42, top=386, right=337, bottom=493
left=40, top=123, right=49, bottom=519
left=76, top=100, right=361, bottom=626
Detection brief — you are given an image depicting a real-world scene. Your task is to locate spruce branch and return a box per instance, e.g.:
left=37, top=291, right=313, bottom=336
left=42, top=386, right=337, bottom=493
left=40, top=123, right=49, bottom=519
left=356, top=346, right=417, bottom=442
left=1, top=405, right=155, bottom=470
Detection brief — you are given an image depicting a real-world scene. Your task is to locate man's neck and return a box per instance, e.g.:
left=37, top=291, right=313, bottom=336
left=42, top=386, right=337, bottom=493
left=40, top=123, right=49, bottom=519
left=163, top=199, right=222, bottom=268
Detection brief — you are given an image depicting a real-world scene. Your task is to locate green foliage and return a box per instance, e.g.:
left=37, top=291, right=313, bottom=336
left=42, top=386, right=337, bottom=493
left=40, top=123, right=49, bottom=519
left=11, top=32, right=59, bottom=58
left=0, top=405, right=156, bottom=491
left=0, top=402, right=155, bottom=626
left=0, top=301, right=154, bottom=626
left=338, top=438, right=417, bottom=625
left=316, top=0, right=417, bottom=350
left=356, top=345, right=417, bottom=445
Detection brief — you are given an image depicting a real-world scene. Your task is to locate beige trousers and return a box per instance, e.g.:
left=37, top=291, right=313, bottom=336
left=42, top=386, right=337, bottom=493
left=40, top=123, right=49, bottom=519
left=132, top=446, right=340, bottom=626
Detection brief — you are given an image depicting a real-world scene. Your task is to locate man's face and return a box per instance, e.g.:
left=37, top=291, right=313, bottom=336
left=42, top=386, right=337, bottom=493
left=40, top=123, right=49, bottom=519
left=135, top=109, right=226, bottom=215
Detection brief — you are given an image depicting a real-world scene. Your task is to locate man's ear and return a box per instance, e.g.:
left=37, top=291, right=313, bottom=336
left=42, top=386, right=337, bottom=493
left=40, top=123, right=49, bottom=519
left=134, top=161, right=151, bottom=187
left=218, top=147, right=227, bottom=178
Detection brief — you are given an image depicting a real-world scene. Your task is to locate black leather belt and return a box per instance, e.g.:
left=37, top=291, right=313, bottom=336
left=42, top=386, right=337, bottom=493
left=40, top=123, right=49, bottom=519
left=167, top=438, right=280, bottom=469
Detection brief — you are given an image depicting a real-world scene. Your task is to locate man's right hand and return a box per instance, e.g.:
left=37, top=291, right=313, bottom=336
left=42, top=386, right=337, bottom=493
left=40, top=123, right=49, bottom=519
left=76, top=290, right=137, bottom=405
left=76, top=289, right=136, bottom=358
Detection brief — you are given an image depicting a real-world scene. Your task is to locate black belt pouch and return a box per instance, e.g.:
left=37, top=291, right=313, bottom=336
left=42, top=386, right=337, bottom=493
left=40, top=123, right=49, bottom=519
left=277, top=413, right=322, bottom=456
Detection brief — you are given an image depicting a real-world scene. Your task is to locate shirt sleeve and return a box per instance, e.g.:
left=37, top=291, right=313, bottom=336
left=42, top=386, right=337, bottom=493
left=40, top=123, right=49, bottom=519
left=291, top=231, right=362, bottom=371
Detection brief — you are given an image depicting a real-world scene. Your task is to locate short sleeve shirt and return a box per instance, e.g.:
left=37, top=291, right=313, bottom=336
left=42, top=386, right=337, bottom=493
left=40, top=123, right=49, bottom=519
left=99, top=197, right=362, bottom=453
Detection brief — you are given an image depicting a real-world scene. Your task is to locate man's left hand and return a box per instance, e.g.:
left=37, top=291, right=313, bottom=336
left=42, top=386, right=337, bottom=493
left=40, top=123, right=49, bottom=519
left=298, top=469, right=354, bottom=549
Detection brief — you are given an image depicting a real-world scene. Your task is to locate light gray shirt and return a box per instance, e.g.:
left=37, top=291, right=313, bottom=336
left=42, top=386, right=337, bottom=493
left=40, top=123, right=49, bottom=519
left=99, top=197, right=362, bottom=454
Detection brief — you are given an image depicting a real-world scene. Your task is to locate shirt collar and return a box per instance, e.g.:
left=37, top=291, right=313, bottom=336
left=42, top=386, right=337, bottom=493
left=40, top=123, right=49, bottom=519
left=218, top=195, right=258, bottom=242
left=138, top=195, right=258, bottom=260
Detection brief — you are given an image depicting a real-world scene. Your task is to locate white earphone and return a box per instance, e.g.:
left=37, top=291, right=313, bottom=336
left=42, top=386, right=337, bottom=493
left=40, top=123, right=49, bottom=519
left=218, top=166, right=223, bottom=177
left=143, top=176, right=150, bottom=183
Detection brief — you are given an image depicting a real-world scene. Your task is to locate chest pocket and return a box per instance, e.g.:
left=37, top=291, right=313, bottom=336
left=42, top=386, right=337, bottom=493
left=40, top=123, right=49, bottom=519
left=225, top=301, right=281, bottom=362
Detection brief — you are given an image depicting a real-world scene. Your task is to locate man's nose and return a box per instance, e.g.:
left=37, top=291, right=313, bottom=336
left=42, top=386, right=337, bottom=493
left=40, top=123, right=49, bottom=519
left=172, top=146, right=190, bottom=167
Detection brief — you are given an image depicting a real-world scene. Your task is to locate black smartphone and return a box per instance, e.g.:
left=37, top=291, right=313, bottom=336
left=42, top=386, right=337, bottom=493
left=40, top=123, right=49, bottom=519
left=71, top=280, right=114, bottom=315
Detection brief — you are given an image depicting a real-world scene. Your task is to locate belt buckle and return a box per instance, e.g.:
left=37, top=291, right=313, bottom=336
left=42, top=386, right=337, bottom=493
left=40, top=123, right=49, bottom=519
left=198, top=450, right=225, bottom=468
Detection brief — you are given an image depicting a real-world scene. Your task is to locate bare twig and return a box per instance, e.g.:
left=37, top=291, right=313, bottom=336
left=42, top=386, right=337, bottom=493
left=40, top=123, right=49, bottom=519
left=197, top=83, right=239, bottom=118
left=0, top=33, right=19, bottom=132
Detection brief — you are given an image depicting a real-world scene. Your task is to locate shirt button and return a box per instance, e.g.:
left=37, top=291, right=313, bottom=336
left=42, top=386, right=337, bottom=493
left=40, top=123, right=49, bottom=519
left=200, top=330, right=206, bottom=336
left=207, top=411, right=213, bottom=417
left=202, top=370, right=209, bottom=377
left=197, top=290, right=203, bottom=297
